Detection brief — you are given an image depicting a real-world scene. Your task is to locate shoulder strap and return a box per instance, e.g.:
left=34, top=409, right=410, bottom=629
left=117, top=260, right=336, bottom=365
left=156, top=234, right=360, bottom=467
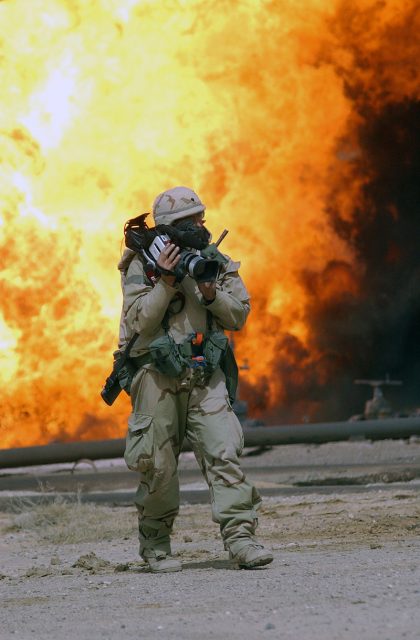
left=162, top=309, right=170, bottom=333
left=118, top=332, right=140, bottom=369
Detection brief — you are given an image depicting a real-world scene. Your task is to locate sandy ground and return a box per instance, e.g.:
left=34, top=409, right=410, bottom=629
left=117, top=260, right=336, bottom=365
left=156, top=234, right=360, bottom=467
left=1, top=440, right=420, bottom=639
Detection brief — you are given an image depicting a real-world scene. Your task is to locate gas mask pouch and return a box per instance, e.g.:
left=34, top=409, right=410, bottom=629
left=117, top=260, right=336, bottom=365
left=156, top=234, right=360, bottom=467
left=203, top=331, right=229, bottom=374
left=202, top=331, right=238, bottom=403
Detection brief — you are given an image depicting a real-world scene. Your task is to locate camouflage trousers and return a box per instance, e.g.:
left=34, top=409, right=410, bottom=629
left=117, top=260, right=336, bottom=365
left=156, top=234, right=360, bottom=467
left=124, top=366, right=262, bottom=559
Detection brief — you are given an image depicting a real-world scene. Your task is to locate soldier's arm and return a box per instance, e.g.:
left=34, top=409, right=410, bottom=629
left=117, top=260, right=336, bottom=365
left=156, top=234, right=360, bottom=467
left=200, top=260, right=251, bottom=331
left=124, top=255, right=178, bottom=334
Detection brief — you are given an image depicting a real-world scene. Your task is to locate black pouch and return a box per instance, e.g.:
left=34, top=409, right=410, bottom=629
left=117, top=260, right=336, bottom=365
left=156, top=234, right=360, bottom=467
left=101, top=333, right=140, bottom=405
left=101, top=351, right=138, bottom=405
left=116, top=352, right=138, bottom=395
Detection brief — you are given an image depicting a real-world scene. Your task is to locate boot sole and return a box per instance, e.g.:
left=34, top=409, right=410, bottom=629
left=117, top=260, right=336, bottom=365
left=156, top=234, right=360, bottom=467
left=237, top=554, right=274, bottom=569
left=149, top=566, right=183, bottom=573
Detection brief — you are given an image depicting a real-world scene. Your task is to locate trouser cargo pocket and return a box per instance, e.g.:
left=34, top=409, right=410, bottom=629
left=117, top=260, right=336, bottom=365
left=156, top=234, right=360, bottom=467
left=124, top=413, right=154, bottom=472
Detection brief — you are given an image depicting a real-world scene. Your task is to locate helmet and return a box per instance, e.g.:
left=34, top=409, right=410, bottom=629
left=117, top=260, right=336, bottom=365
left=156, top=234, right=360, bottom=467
left=152, top=186, right=205, bottom=225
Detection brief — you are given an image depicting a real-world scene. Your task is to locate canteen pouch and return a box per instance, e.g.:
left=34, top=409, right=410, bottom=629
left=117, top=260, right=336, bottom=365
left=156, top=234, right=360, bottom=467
left=148, top=334, right=187, bottom=377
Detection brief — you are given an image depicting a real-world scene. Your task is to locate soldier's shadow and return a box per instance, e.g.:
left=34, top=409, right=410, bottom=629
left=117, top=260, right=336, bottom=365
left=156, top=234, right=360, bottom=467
left=181, top=558, right=234, bottom=570
left=125, top=559, right=271, bottom=572
left=181, top=558, right=270, bottom=571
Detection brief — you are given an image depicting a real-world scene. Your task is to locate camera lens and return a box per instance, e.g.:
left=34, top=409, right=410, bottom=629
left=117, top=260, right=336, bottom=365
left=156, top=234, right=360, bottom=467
left=177, top=250, right=220, bottom=283
left=185, top=254, right=203, bottom=277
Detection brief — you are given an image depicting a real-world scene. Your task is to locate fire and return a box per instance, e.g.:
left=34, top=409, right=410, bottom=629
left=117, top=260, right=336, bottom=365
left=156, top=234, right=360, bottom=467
left=0, top=0, right=419, bottom=447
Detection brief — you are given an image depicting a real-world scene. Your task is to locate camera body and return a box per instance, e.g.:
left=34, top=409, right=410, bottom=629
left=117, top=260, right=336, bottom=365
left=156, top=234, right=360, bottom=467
left=124, top=214, right=222, bottom=283
left=148, top=233, right=220, bottom=283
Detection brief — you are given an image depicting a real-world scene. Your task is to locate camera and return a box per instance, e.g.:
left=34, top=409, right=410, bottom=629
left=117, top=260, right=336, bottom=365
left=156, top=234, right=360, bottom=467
left=124, top=214, right=222, bottom=283
left=148, top=234, right=220, bottom=282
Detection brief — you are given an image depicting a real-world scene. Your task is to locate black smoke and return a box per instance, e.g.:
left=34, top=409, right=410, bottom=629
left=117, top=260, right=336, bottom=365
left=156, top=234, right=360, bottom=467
left=320, top=100, right=420, bottom=418
left=241, top=101, right=420, bottom=424
left=305, top=100, right=420, bottom=421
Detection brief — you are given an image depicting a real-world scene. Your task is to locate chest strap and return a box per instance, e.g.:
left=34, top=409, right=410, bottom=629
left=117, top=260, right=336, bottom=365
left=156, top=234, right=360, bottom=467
left=130, top=352, right=154, bottom=369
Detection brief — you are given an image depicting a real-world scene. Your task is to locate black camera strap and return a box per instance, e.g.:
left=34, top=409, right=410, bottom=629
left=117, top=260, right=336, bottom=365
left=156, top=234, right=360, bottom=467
left=116, top=333, right=155, bottom=379
left=116, top=332, right=140, bottom=372
left=206, top=310, right=214, bottom=332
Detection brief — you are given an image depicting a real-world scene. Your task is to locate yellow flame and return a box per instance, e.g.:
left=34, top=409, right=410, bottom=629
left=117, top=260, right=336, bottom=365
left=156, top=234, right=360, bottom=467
left=0, top=0, right=418, bottom=445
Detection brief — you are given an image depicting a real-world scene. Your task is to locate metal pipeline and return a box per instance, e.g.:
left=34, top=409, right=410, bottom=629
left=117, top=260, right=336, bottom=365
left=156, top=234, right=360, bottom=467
left=1, top=417, right=420, bottom=469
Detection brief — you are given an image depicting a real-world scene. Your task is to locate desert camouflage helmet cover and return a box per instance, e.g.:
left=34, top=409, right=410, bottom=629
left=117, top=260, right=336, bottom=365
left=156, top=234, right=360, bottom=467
left=152, top=186, right=206, bottom=225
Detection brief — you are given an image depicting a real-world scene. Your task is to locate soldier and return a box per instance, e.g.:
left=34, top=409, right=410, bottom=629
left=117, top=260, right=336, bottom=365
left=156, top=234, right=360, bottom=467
left=118, top=186, right=273, bottom=573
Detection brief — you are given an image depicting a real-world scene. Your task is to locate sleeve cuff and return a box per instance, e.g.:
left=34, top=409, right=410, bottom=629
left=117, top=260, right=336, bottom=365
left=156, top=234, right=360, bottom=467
left=203, top=296, right=216, bottom=306
left=158, top=278, right=179, bottom=293
left=200, top=290, right=219, bottom=308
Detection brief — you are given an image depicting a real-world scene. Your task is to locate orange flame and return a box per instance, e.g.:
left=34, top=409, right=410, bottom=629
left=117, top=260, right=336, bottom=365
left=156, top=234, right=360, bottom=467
left=1, top=0, right=419, bottom=446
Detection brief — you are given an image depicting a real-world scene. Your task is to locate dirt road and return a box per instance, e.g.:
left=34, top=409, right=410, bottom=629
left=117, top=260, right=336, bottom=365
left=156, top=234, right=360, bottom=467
left=1, top=439, right=420, bottom=639
left=1, top=489, right=419, bottom=639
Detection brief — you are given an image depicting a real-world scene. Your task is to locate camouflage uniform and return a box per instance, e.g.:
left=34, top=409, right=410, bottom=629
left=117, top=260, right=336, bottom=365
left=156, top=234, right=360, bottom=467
left=119, top=249, right=262, bottom=559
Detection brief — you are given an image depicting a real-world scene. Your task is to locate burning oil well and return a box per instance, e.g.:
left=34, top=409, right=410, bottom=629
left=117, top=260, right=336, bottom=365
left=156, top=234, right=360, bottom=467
left=0, top=0, right=419, bottom=448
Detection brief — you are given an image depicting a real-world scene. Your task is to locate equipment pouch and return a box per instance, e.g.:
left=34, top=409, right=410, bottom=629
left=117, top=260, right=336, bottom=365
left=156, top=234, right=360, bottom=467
left=202, top=331, right=238, bottom=404
left=203, top=331, right=229, bottom=373
left=148, top=334, right=187, bottom=377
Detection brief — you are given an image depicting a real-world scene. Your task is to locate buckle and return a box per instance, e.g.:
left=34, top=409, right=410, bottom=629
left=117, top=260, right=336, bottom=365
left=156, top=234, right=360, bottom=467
left=191, top=355, right=206, bottom=368
left=190, top=332, right=204, bottom=359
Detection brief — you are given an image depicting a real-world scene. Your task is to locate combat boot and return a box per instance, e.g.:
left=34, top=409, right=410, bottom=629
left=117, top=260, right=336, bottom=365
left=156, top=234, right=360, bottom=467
left=230, top=543, right=273, bottom=569
left=143, top=549, right=182, bottom=573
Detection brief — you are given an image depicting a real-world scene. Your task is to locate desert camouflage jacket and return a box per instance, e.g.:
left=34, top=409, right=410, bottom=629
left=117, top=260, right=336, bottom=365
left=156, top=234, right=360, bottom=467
left=117, top=249, right=250, bottom=357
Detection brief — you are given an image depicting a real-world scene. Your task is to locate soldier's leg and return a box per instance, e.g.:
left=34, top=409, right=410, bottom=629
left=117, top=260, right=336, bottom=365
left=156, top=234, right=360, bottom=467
left=186, top=368, right=262, bottom=556
left=125, top=367, right=188, bottom=561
